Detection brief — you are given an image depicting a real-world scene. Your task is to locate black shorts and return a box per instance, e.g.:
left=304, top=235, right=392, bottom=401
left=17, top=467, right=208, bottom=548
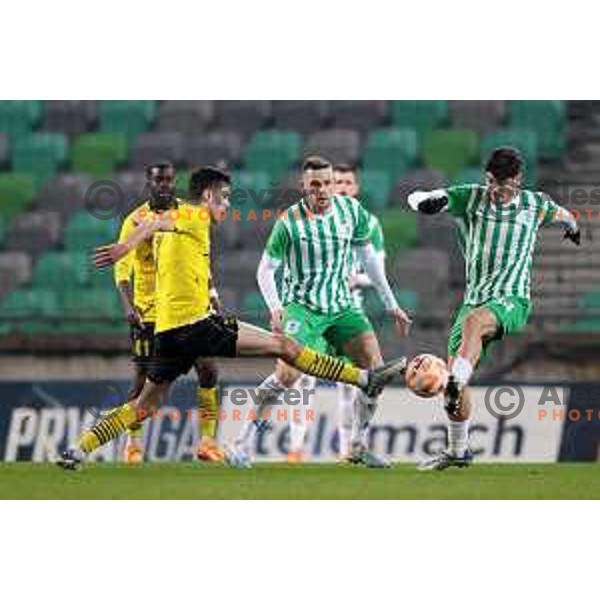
left=148, top=314, right=239, bottom=384
left=130, top=322, right=156, bottom=368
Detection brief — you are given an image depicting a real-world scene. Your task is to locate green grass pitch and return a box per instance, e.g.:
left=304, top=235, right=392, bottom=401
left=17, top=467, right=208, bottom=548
left=1, top=463, right=599, bottom=499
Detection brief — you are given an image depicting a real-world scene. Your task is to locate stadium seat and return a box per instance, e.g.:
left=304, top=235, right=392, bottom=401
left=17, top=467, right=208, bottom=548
left=241, top=290, right=268, bottom=327
left=243, top=131, right=302, bottom=181
left=71, top=133, right=128, bottom=178
left=272, top=101, right=328, bottom=136
left=379, top=209, right=417, bottom=256
left=98, top=100, right=158, bottom=136
left=114, top=171, right=148, bottom=206
left=35, top=173, right=93, bottom=217
left=389, top=168, right=448, bottom=207
left=63, top=211, right=117, bottom=250
left=579, top=290, right=600, bottom=310
left=0, top=251, right=32, bottom=299
left=449, top=101, right=505, bottom=135
left=5, top=210, right=62, bottom=255
left=0, top=133, right=9, bottom=167
left=0, top=172, right=37, bottom=219
left=60, top=289, right=121, bottom=320
left=0, top=101, right=43, bottom=135
left=390, top=101, right=448, bottom=138
left=230, top=171, right=271, bottom=224
left=129, top=132, right=185, bottom=168
left=359, top=170, right=392, bottom=211
left=508, top=100, right=566, bottom=159
left=423, top=129, right=479, bottom=178
left=0, top=289, right=59, bottom=321
left=330, top=101, right=388, bottom=136
left=43, top=101, right=97, bottom=136
left=363, top=128, right=418, bottom=179
left=452, top=167, right=483, bottom=186
left=12, top=133, right=69, bottom=185
left=184, top=131, right=243, bottom=168
left=0, top=215, right=5, bottom=248
left=156, top=101, right=215, bottom=133
left=31, top=251, right=90, bottom=289
left=305, top=129, right=362, bottom=165
left=480, top=129, right=538, bottom=186
left=214, top=101, right=271, bottom=140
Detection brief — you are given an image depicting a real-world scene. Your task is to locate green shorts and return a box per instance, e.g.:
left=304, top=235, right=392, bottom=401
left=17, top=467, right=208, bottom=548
left=282, top=302, right=373, bottom=357
left=448, top=297, right=532, bottom=363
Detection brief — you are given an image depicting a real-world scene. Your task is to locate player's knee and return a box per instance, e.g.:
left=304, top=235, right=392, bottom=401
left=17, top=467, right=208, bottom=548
left=276, top=334, right=301, bottom=363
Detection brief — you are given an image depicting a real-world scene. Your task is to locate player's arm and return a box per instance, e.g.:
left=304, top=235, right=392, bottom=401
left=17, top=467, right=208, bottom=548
left=113, top=215, right=144, bottom=328
left=94, top=212, right=176, bottom=268
left=350, top=218, right=386, bottom=290
left=539, top=194, right=581, bottom=245
left=256, top=219, right=288, bottom=332
left=208, top=273, right=221, bottom=313
left=353, top=205, right=411, bottom=336
left=407, top=184, right=474, bottom=217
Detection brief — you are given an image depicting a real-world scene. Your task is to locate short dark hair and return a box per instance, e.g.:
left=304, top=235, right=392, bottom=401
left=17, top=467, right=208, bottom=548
left=333, top=163, right=358, bottom=174
left=485, top=147, right=523, bottom=181
left=145, top=162, right=175, bottom=178
left=302, top=155, right=332, bottom=172
left=189, top=166, right=231, bottom=197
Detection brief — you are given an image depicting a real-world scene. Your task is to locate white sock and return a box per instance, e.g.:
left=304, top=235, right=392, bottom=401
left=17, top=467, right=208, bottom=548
left=447, top=420, right=470, bottom=457
left=235, top=374, right=286, bottom=453
left=452, top=357, right=473, bottom=387
left=337, top=383, right=355, bottom=456
left=288, top=375, right=315, bottom=453
left=351, top=390, right=378, bottom=451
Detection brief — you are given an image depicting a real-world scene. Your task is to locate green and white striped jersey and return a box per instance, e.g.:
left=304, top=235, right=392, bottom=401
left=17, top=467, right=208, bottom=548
left=265, top=195, right=371, bottom=313
left=448, top=184, right=560, bottom=305
left=349, top=213, right=385, bottom=309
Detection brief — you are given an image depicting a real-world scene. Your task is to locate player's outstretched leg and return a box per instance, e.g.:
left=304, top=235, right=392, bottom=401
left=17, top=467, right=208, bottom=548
left=418, top=307, right=497, bottom=471
left=235, top=321, right=406, bottom=398
left=123, top=367, right=147, bottom=465
left=57, top=380, right=169, bottom=470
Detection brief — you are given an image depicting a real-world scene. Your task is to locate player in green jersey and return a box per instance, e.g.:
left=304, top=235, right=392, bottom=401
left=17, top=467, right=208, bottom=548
left=226, top=156, right=411, bottom=468
left=408, top=147, right=580, bottom=470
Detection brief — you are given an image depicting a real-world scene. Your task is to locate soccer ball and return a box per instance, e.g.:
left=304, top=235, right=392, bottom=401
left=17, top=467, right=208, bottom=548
left=406, top=354, right=449, bottom=398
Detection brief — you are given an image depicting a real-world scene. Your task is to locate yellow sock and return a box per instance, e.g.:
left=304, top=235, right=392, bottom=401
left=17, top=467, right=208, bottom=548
left=293, top=347, right=363, bottom=386
left=198, top=387, right=218, bottom=440
left=79, top=403, right=138, bottom=454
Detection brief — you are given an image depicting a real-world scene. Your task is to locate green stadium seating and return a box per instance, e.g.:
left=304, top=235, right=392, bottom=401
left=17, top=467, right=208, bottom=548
left=12, top=133, right=68, bottom=185
left=98, top=101, right=158, bottom=137
left=71, top=133, right=128, bottom=178
left=423, top=129, right=479, bottom=179
left=0, top=215, right=5, bottom=247
left=0, top=172, right=37, bottom=219
left=579, top=290, right=600, bottom=310
left=509, top=101, right=566, bottom=159
left=32, top=251, right=90, bottom=289
left=0, top=101, right=43, bottom=136
left=362, top=128, right=418, bottom=180
left=61, top=289, right=121, bottom=320
left=0, top=289, right=59, bottom=320
left=241, top=290, right=269, bottom=327
left=63, top=211, right=117, bottom=250
left=452, top=167, right=483, bottom=186
left=243, top=131, right=302, bottom=181
left=379, top=210, right=417, bottom=256
left=359, top=170, right=392, bottom=211
left=480, top=129, right=538, bottom=186
left=390, top=101, right=448, bottom=137
left=231, top=170, right=271, bottom=225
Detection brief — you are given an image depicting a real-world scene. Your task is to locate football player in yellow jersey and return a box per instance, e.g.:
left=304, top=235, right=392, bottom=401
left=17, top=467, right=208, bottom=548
left=114, top=163, right=224, bottom=464
left=58, top=167, right=407, bottom=469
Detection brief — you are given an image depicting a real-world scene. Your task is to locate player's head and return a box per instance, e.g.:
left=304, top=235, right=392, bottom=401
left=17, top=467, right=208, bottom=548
left=485, top=147, right=523, bottom=203
left=189, top=166, right=231, bottom=219
left=302, top=155, right=334, bottom=213
left=334, top=164, right=360, bottom=197
left=146, top=162, right=177, bottom=211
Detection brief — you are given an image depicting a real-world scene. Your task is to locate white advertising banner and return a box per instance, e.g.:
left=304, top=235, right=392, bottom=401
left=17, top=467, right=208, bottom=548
left=217, top=384, right=567, bottom=463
